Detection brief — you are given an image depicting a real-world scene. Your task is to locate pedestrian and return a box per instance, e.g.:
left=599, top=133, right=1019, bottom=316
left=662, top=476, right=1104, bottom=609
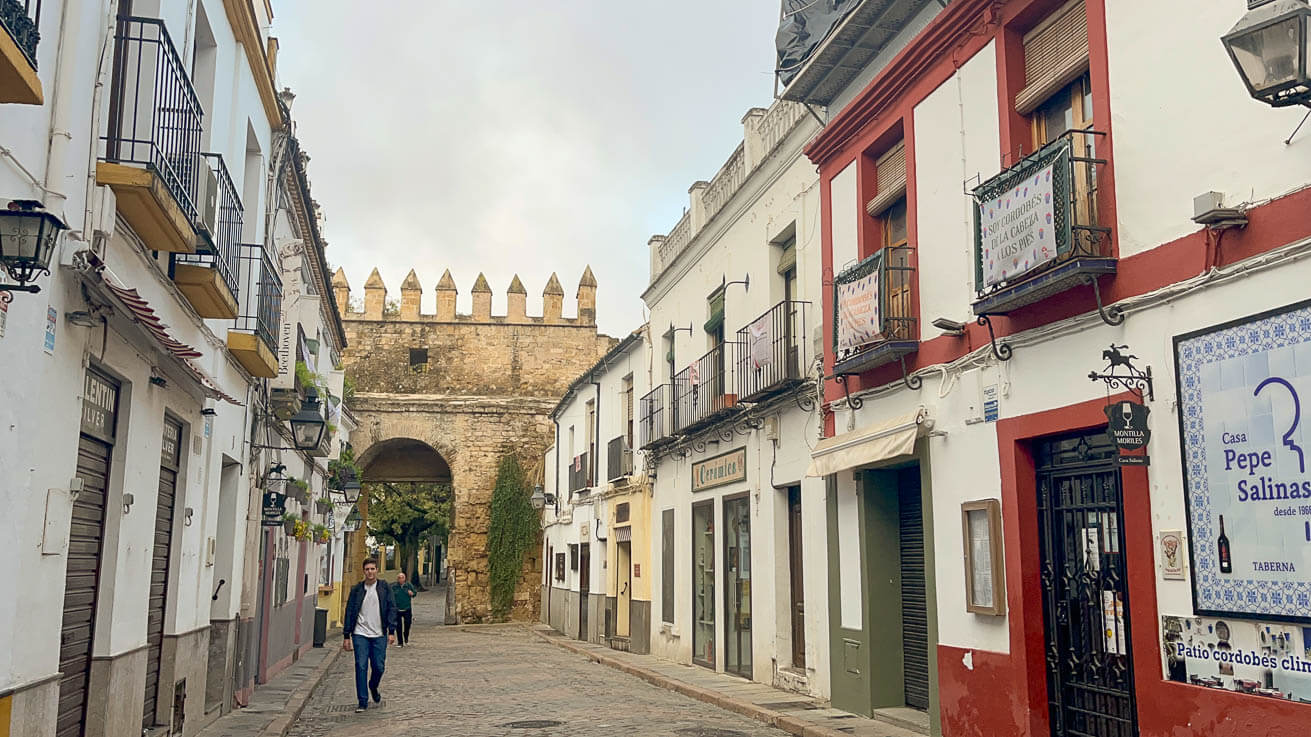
left=343, top=558, right=397, bottom=713
left=393, top=572, right=419, bottom=647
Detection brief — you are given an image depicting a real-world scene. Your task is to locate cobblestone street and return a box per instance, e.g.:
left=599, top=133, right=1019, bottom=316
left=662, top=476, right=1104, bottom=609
left=288, top=590, right=791, bottom=737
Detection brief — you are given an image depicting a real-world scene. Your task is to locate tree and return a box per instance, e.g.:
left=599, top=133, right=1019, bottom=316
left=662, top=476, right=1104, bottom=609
left=488, top=454, right=538, bottom=621
left=364, top=481, right=451, bottom=590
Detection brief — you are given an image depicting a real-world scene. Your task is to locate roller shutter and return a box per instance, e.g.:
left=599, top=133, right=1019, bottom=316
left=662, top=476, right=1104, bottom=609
left=899, top=477, right=929, bottom=711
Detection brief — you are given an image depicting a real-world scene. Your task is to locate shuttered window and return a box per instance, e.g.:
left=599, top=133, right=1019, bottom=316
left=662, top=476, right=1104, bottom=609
left=1015, top=0, right=1090, bottom=115
left=865, top=140, right=907, bottom=217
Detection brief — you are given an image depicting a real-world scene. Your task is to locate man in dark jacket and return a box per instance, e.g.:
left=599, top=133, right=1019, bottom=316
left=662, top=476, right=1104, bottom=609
left=343, top=558, right=397, bottom=712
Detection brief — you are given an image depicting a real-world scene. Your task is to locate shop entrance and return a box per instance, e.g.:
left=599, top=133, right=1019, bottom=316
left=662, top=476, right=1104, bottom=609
left=787, top=486, right=805, bottom=669
left=578, top=543, right=590, bottom=641
left=144, top=416, right=182, bottom=728
left=724, top=494, right=752, bottom=678
left=616, top=536, right=632, bottom=638
left=692, top=500, right=715, bottom=668
left=1035, top=431, right=1138, bottom=737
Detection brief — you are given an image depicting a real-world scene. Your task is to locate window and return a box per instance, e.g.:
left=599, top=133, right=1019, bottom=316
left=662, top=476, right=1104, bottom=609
left=585, top=399, right=596, bottom=465
left=409, top=347, right=428, bottom=371
left=555, top=552, right=566, bottom=582
left=569, top=543, right=580, bottom=571
left=622, top=375, right=634, bottom=447
left=865, top=138, right=913, bottom=342
left=1032, top=72, right=1097, bottom=226
left=662, top=509, right=675, bottom=624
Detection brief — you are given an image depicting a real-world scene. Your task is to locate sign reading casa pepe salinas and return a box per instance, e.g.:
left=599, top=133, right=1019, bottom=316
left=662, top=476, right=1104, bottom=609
left=692, top=447, right=747, bottom=492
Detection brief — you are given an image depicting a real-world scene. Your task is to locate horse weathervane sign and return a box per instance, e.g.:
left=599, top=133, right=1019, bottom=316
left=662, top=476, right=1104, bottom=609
left=1088, top=344, right=1154, bottom=401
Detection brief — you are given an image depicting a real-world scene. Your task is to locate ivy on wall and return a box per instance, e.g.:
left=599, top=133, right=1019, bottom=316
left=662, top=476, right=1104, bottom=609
left=488, top=453, right=537, bottom=621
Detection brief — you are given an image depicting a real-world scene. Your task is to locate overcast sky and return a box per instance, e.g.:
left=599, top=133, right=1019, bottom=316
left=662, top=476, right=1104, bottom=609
left=273, top=2, right=784, bottom=337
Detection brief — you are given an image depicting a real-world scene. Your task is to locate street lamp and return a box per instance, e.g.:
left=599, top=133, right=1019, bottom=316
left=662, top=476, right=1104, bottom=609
left=530, top=484, right=555, bottom=511
left=342, top=507, right=362, bottom=532
left=341, top=475, right=362, bottom=504
left=0, top=200, right=66, bottom=301
left=1223, top=0, right=1311, bottom=108
left=289, top=387, right=326, bottom=451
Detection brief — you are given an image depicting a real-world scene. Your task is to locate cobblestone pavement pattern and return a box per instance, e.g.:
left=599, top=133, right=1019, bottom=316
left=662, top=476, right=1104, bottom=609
left=288, top=590, right=791, bottom=737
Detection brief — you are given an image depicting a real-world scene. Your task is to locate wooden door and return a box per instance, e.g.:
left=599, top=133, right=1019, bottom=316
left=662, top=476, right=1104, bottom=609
left=787, top=487, right=805, bottom=668
left=144, top=417, right=182, bottom=727
left=617, top=541, right=632, bottom=638
left=578, top=544, right=590, bottom=640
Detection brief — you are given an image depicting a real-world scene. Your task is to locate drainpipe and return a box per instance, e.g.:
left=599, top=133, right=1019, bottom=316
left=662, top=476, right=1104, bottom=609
left=552, top=416, right=561, bottom=515
left=592, top=372, right=602, bottom=488
left=41, top=0, right=91, bottom=223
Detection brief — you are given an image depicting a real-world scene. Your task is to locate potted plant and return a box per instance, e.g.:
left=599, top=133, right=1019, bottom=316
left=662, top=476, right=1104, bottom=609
left=282, top=512, right=298, bottom=536
left=312, top=524, right=331, bottom=544
left=315, top=495, right=333, bottom=514
left=292, top=518, right=311, bottom=541
left=286, top=478, right=310, bottom=504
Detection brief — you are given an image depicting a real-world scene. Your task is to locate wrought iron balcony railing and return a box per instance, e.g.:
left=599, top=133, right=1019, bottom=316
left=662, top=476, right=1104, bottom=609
left=673, top=342, right=741, bottom=433
left=102, top=15, right=204, bottom=224
left=234, top=244, right=282, bottom=350
left=607, top=435, right=633, bottom=482
left=971, top=128, right=1112, bottom=316
left=737, top=300, right=807, bottom=401
left=639, top=384, right=675, bottom=449
left=568, top=449, right=593, bottom=493
left=1, top=0, right=40, bottom=67
left=832, top=244, right=917, bottom=376
left=173, top=153, right=242, bottom=302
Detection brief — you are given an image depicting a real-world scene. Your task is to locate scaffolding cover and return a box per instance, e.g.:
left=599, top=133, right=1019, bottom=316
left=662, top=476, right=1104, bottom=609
left=776, top=0, right=862, bottom=87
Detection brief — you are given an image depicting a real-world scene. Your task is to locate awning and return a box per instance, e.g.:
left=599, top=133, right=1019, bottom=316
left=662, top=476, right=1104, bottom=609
left=806, top=407, right=927, bottom=477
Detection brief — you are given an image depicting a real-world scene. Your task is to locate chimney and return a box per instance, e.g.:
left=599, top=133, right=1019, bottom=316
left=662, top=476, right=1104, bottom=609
left=542, top=273, right=564, bottom=323
left=507, top=274, right=527, bottom=322
left=331, top=267, right=351, bottom=315
left=363, top=268, right=386, bottom=319
left=400, top=269, right=422, bottom=320
left=435, top=269, right=457, bottom=321
left=471, top=272, right=492, bottom=320
left=576, top=266, right=596, bottom=326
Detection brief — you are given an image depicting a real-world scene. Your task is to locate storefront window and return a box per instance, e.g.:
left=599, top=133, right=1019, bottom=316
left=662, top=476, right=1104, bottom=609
left=724, top=496, right=752, bottom=677
left=692, top=500, right=715, bottom=667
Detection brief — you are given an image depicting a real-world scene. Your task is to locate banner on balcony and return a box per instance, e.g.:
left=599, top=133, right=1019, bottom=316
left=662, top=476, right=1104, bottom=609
left=835, top=254, right=882, bottom=354
left=979, top=162, right=1057, bottom=288
left=747, top=314, right=773, bottom=370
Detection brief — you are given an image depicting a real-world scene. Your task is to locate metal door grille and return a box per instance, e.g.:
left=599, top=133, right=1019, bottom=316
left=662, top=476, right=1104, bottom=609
left=1036, top=431, right=1138, bottom=737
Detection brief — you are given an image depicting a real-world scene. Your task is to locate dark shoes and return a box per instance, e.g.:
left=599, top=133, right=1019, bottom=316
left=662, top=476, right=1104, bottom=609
left=355, top=705, right=366, bottom=713
left=370, top=685, right=381, bottom=703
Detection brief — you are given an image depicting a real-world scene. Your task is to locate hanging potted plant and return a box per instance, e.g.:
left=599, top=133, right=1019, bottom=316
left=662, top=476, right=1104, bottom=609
left=315, top=495, right=333, bottom=515
left=293, top=518, right=311, bottom=541
left=286, top=477, right=310, bottom=504
left=313, top=524, right=331, bottom=544
left=282, top=512, right=298, bottom=536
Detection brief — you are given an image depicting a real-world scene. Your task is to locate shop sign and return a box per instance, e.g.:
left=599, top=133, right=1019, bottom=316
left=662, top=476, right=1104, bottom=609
left=81, top=370, right=118, bottom=439
left=261, top=491, right=287, bottom=526
left=1105, top=400, right=1150, bottom=449
left=692, top=447, right=746, bottom=493
left=1175, top=302, right=1311, bottom=622
left=1161, top=614, right=1311, bottom=700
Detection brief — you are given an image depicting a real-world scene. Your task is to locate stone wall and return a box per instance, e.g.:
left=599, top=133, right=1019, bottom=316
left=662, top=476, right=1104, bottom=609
left=338, top=267, right=616, bottom=622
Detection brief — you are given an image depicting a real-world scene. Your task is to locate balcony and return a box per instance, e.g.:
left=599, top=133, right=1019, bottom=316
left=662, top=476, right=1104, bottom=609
left=171, top=154, right=241, bottom=318
left=98, top=15, right=203, bottom=254
left=832, top=245, right=917, bottom=376
left=737, top=300, right=807, bottom=401
left=639, top=384, right=675, bottom=450
left=971, top=129, right=1113, bottom=316
left=607, top=435, right=633, bottom=482
left=673, top=342, right=740, bottom=433
left=0, top=0, right=42, bottom=103
left=568, top=450, right=593, bottom=494
left=227, top=244, right=282, bottom=378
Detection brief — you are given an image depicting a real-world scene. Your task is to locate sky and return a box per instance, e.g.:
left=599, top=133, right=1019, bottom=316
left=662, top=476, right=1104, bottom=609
left=273, top=2, right=784, bottom=338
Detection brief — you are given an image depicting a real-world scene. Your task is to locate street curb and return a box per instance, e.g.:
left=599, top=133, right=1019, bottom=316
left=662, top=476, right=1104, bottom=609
left=259, top=645, right=343, bottom=737
left=528, top=627, right=851, bottom=737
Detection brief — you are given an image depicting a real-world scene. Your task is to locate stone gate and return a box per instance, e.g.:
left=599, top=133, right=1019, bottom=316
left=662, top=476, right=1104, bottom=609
left=334, top=266, right=615, bottom=622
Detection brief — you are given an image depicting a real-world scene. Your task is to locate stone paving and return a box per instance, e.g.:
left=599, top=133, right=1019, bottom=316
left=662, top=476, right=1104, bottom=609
left=288, top=589, right=792, bottom=737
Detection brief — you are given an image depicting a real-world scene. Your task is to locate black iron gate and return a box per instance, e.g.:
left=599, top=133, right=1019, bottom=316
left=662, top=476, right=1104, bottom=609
left=1036, top=431, right=1138, bottom=737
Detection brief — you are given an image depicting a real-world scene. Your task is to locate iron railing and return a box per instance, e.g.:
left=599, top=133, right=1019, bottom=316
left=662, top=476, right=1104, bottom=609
left=673, top=342, right=740, bottom=433
left=606, top=435, right=633, bottom=482
left=568, top=449, right=592, bottom=493
left=173, top=153, right=241, bottom=302
left=736, top=300, right=807, bottom=401
left=639, top=384, right=674, bottom=449
left=0, top=0, right=40, bottom=67
left=234, top=244, right=281, bottom=351
left=972, top=128, right=1109, bottom=299
left=102, top=15, right=204, bottom=225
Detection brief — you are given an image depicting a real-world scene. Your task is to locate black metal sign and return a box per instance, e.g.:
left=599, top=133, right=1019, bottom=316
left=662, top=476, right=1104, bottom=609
left=1104, top=399, right=1150, bottom=450
left=1090, top=345, right=1153, bottom=466
left=261, top=491, right=286, bottom=526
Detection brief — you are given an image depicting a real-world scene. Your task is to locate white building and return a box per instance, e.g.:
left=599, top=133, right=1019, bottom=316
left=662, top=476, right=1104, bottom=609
left=0, top=3, right=347, bottom=736
left=637, top=98, right=830, bottom=698
left=542, top=329, right=653, bottom=653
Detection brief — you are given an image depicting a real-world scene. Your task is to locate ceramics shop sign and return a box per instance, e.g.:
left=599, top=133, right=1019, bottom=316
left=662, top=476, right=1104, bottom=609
left=834, top=253, right=882, bottom=355
left=692, top=447, right=746, bottom=493
left=261, top=491, right=286, bottom=526
left=1161, top=614, right=1311, bottom=701
left=1175, top=301, right=1311, bottom=622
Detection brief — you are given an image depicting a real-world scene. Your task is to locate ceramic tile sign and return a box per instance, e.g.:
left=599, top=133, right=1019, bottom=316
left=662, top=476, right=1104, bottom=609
left=1174, top=300, right=1311, bottom=622
left=979, top=162, right=1057, bottom=288
left=1161, top=530, right=1186, bottom=581
left=1162, top=614, right=1311, bottom=701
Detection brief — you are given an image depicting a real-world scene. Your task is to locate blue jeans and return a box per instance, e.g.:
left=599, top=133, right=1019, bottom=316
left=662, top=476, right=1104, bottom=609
left=351, top=634, right=387, bottom=707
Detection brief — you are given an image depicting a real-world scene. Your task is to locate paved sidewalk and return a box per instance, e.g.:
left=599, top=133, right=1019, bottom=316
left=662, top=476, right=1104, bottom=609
left=530, top=626, right=928, bottom=737
left=197, top=636, right=340, bottom=737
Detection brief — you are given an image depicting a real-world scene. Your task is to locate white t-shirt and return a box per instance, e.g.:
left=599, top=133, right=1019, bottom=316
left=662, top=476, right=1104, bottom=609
left=355, top=582, right=383, bottom=638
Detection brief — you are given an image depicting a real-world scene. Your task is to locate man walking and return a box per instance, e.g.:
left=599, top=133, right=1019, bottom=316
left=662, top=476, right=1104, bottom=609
left=393, top=572, right=419, bottom=647
left=343, top=558, right=396, bottom=713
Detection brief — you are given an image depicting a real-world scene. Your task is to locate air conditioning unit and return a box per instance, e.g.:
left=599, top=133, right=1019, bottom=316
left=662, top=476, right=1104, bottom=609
left=197, top=159, right=218, bottom=236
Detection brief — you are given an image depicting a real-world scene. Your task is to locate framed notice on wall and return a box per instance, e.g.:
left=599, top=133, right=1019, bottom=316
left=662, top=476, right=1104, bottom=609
left=962, top=499, right=1005, bottom=615
left=1174, top=300, right=1311, bottom=623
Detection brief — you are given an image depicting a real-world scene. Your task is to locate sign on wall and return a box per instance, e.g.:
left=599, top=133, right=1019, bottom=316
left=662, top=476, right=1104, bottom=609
left=973, top=137, right=1073, bottom=292
left=261, top=492, right=287, bottom=526
left=1161, top=614, right=1311, bottom=700
left=692, top=447, right=746, bottom=493
left=1175, top=301, right=1311, bottom=623
left=834, top=252, right=882, bottom=356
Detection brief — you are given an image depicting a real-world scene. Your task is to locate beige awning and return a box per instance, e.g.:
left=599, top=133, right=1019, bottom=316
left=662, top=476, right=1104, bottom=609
left=806, top=408, right=927, bottom=477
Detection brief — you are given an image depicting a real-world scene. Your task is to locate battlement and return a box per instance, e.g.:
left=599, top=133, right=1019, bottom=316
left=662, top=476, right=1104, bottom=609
left=333, top=266, right=598, bottom=326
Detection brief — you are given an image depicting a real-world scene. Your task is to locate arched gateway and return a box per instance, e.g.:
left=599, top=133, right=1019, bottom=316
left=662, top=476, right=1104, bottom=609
left=334, top=266, right=615, bottom=621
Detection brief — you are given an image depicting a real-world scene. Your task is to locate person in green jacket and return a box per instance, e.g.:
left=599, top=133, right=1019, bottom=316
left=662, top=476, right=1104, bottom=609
left=392, top=572, right=419, bottom=647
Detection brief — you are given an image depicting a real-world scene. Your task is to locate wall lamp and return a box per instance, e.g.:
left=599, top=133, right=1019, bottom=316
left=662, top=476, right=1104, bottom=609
left=1223, top=0, right=1311, bottom=109
left=530, top=484, right=556, bottom=511
left=932, top=317, right=967, bottom=336
left=122, top=493, right=135, bottom=514
left=0, top=199, right=66, bottom=302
